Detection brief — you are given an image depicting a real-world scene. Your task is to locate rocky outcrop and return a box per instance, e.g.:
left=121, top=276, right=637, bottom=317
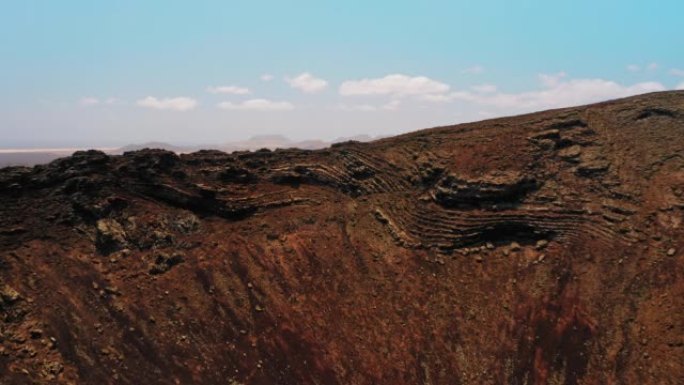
left=95, top=218, right=127, bottom=254
left=148, top=252, right=184, bottom=275
left=431, top=171, right=539, bottom=207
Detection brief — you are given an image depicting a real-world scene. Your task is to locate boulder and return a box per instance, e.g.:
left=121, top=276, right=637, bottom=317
left=96, top=219, right=127, bottom=254
left=149, top=252, right=184, bottom=275
left=0, top=284, right=20, bottom=308
left=558, top=145, right=582, bottom=161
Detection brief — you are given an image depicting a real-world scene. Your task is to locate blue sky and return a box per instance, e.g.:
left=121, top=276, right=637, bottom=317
left=1, top=0, right=683, bottom=147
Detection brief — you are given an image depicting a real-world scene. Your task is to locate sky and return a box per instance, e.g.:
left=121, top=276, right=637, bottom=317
left=1, top=0, right=683, bottom=148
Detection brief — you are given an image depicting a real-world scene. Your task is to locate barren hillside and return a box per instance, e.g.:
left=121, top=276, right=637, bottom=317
left=1, top=91, right=683, bottom=384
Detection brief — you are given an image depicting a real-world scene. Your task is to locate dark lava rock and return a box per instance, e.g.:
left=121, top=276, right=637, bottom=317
left=218, top=166, right=255, bottom=183
left=149, top=252, right=184, bottom=275
left=432, top=171, right=539, bottom=207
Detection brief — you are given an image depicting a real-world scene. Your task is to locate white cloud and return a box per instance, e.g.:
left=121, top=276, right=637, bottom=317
left=539, top=72, right=567, bottom=87
left=647, top=62, right=659, bottom=71
left=339, top=74, right=450, bottom=97
left=676, top=82, right=684, bottom=90
left=286, top=73, right=328, bottom=93
left=336, top=100, right=401, bottom=112
left=136, top=96, right=197, bottom=111
left=471, top=84, right=498, bottom=93
left=422, top=74, right=666, bottom=112
left=206, top=85, right=250, bottom=95
left=462, top=66, right=485, bottom=74
left=337, top=104, right=379, bottom=112
left=79, top=97, right=99, bottom=106
left=627, top=64, right=641, bottom=72
left=261, top=74, right=274, bottom=82
left=419, top=93, right=453, bottom=103
left=670, top=68, right=684, bottom=77
left=217, top=99, right=294, bottom=111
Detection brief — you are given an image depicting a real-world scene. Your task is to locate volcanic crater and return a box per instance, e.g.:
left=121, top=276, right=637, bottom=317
left=1, top=91, right=683, bottom=384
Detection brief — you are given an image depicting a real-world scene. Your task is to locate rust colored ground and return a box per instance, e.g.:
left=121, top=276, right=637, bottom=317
left=1, top=92, right=683, bottom=384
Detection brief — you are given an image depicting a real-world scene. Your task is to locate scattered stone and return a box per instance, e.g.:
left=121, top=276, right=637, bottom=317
left=104, top=286, right=121, bottom=295
left=0, top=284, right=20, bottom=304
left=149, top=252, right=184, bottom=275
left=535, top=240, right=549, bottom=250
left=528, top=129, right=560, bottom=141
left=42, top=361, right=64, bottom=378
left=29, top=329, right=43, bottom=339
left=667, top=248, right=676, bottom=256
left=576, top=160, right=610, bottom=177
left=558, top=145, right=582, bottom=160
left=535, top=139, right=557, bottom=151
left=171, top=212, right=201, bottom=234
left=509, top=242, right=521, bottom=251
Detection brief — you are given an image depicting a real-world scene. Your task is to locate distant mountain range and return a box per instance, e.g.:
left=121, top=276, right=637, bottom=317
left=0, top=134, right=381, bottom=168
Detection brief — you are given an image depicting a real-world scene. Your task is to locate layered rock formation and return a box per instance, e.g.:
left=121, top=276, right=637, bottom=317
left=1, top=91, right=683, bottom=384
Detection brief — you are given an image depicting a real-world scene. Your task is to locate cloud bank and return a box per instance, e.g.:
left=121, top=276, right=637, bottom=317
left=337, top=100, right=401, bottom=112
left=420, top=74, right=666, bottom=112
left=339, top=74, right=449, bottom=97
left=286, top=73, right=328, bottom=93
left=217, top=99, right=295, bottom=111
left=206, top=86, right=250, bottom=95
left=136, top=97, right=198, bottom=111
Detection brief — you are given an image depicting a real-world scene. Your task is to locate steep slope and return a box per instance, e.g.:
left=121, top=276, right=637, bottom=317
left=1, top=91, right=683, bottom=385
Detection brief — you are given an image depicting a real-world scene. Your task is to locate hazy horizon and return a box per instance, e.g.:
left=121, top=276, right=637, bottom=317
left=2, top=1, right=683, bottom=148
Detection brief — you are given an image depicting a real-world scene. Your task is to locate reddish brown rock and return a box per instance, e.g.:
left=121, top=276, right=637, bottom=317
left=1, top=91, right=683, bottom=384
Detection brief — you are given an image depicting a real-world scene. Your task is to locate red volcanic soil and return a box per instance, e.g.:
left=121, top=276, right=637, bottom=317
left=1, top=91, right=683, bottom=384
